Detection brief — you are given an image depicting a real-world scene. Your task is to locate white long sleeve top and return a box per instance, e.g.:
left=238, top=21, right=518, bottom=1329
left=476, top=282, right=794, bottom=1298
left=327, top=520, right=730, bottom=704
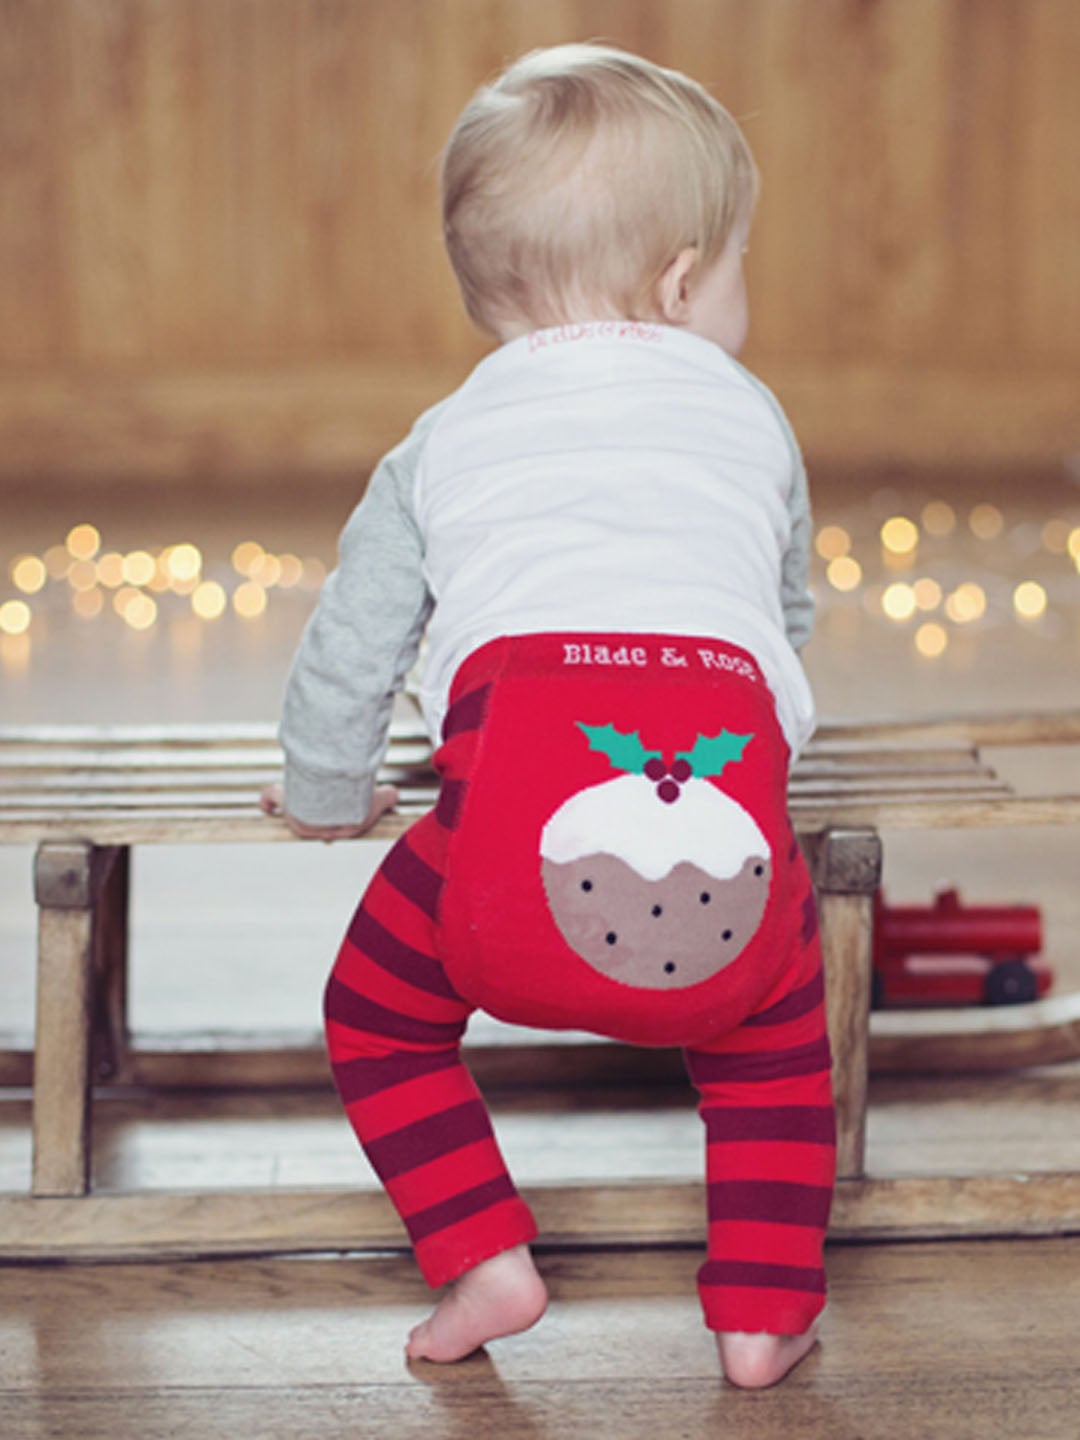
left=281, top=322, right=815, bottom=825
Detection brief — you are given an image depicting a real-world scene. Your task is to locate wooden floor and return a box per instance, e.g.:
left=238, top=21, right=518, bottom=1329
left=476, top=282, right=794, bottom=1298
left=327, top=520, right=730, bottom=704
left=0, top=1239, right=1077, bottom=1439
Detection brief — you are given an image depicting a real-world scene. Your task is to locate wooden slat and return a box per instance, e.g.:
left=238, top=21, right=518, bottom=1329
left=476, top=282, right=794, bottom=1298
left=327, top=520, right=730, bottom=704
left=0, top=778, right=1009, bottom=816
left=870, top=992, right=1080, bottom=1074
left=0, top=754, right=993, bottom=790
left=5, top=793, right=1080, bottom=847
left=789, top=794, right=1080, bottom=831
left=789, top=776, right=1011, bottom=798
left=0, top=1039, right=32, bottom=1089
left=813, top=711, right=1080, bottom=748
left=3, top=709, right=1075, bottom=751
left=0, top=1171, right=1076, bottom=1262
left=10, top=990, right=1080, bottom=1095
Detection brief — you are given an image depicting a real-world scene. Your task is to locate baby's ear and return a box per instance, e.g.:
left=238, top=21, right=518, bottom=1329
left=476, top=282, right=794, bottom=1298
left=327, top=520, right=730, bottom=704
left=654, top=247, right=700, bottom=324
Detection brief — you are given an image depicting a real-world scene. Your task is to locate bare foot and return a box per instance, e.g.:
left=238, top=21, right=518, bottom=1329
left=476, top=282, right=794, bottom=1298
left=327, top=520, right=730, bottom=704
left=716, top=1323, right=820, bottom=1389
left=406, top=1245, right=548, bottom=1364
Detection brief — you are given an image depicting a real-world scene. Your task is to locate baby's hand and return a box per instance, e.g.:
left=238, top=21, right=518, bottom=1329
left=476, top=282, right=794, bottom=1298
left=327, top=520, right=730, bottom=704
left=259, top=783, right=399, bottom=841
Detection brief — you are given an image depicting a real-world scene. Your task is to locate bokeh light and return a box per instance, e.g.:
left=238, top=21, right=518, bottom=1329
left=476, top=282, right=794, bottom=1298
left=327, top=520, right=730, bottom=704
left=969, top=504, right=1004, bottom=541
left=277, top=554, right=304, bottom=587
left=166, top=544, right=202, bottom=584
left=65, top=524, right=101, bottom=560
left=233, top=581, right=268, bottom=619
left=232, top=541, right=265, bottom=576
left=122, top=550, right=157, bottom=587
left=12, top=556, right=47, bottom=594
left=0, top=600, right=32, bottom=636
left=882, top=582, right=917, bottom=622
left=945, top=582, right=987, bottom=624
left=915, top=622, right=948, bottom=658
left=1013, top=581, right=1047, bottom=620
left=96, top=552, right=125, bottom=588
left=249, top=553, right=283, bottom=587
left=113, top=586, right=143, bottom=618
left=73, top=588, right=105, bottom=619
left=922, top=501, right=956, bottom=538
left=123, top=594, right=158, bottom=631
left=67, top=560, right=99, bottom=593
left=913, top=577, right=943, bottom=611
left=147, top=558, right=172, bottom=593
left=192, top=580, right=227, bottom=620
left=815, top=526, right=851, bottom=560
left=826, top=556, right=862, bottom=592
left=880, top=516, right=919, bottom=555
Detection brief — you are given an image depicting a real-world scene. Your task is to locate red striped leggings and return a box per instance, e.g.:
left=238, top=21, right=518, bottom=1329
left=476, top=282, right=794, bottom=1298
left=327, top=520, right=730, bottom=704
left=324, top=634, right=835, bottom=1335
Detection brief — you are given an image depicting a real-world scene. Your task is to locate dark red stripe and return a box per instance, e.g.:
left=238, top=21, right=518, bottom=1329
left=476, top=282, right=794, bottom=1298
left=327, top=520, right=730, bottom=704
left=441, top=684, right=492, bottom=740
left=347, top=907, right=461, bottom=1000
left=331, top=1047, right=460, bottom=1105
left=702, top=1104, right=836, bottom=1146
left=324, top=976, right=466, bottom=1048
left=744, top=970, right=825, bottom=1028
left=434, top=778, right=467, bottom=831
left=699, top=1258, right=826, bottom=1294
left=687, top=1035, right=831, bottom=1087
left=406, top=1174, right=519, bottom=1243
left=707, top=1179, right=833, bottom=1228
left=382, top=838, right=444, bottom=920
left=364, top=1098, right=494, bottom=1181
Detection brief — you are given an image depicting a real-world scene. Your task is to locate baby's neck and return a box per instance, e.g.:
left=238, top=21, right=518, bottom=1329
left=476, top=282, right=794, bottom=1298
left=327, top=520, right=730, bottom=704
left=495, top=310, right=640, bottom=343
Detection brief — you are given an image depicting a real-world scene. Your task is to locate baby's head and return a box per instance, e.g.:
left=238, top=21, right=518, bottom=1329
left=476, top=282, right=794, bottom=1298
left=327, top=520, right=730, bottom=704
left=441, top=44, right=758, bottom=351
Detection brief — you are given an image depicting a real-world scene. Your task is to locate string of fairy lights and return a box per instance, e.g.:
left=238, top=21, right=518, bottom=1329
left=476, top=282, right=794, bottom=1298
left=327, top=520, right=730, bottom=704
left=813, top=499, right=1080, bottom=659
left=0, top=525, right=326, bottom=649
left=1, top=500, right=1078, bottom=665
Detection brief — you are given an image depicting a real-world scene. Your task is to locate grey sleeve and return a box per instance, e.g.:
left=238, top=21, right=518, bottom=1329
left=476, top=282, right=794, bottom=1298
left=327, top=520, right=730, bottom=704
left=278, top=404, right=445, bottom=825
left=732, top=361, right=815, bottom=652
left=778, top=430, right=815, bottom=653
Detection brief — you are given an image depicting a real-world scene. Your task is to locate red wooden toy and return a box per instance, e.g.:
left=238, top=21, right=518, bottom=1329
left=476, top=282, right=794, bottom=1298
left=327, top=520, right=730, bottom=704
left=872, top=887, right=1052, bottom=1009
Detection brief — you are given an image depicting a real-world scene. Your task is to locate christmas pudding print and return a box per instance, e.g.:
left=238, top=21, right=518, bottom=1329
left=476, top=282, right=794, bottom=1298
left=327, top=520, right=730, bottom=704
left=540, top=723, right=772, bottom=990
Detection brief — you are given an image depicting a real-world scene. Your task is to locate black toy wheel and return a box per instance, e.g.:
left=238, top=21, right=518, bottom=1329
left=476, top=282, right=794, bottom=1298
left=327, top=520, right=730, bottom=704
left=870, top=968, right=885, bottom=1011
left=983, top=957, right=1037, bottom=1006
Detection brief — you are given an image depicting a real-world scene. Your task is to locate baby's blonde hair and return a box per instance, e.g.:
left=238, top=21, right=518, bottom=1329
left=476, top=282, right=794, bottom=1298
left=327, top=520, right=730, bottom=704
left=441, top=43, right=757, bottom=334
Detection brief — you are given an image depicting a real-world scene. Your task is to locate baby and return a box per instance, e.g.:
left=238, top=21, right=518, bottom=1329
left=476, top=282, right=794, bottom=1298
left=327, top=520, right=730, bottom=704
left=263, top=44, right=833, bottom=1390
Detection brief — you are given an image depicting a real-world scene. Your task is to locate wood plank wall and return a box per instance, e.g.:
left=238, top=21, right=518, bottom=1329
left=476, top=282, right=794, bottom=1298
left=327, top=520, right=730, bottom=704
left=0, top=0, right=1077, bottom=482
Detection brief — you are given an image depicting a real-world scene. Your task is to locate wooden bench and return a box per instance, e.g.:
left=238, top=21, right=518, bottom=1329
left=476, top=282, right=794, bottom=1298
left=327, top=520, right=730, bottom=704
left=2, top=711, right=1079, bottom=1260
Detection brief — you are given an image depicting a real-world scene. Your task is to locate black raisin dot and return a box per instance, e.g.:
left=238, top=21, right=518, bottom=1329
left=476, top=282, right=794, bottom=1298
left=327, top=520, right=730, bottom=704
left=722, top=929, right=733, bottom=941
left=581, top=879, right=593, bottom=892
left=605, top=932, right=617, bottom=945
left=651, top=904, right=663, bottom=917
left=664, top=962, right=676, bottom=974
left=700, top=892, right=711, bottom=904
left=754, top=864, right=765, bottom=877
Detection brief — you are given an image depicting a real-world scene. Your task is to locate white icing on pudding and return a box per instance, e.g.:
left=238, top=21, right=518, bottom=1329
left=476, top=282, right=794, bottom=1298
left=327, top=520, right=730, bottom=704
left=540, top=775, right=767, bottom=883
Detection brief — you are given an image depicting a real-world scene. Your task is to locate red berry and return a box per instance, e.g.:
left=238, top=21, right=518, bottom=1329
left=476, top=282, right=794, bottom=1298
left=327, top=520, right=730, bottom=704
left=657, top=779, right=680, bottom=804
left=644, top=758, right=667, bottom=781
left=670, top=758, right=692, bottom=783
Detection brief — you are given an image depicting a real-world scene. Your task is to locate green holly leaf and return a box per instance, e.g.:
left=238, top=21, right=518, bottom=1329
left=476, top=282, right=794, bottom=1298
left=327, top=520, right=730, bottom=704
left=577, top=723, right=662, bottom=775
left=676, top=730, right=753, bottom=778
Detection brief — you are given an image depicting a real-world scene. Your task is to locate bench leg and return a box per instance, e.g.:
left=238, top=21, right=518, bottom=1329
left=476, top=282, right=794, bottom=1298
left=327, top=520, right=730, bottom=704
left=31, top=843, right=124, bottom=1197
left=92, top=845, right=131, bottom=1082
left=807, top=828, right=882, bottom=1181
